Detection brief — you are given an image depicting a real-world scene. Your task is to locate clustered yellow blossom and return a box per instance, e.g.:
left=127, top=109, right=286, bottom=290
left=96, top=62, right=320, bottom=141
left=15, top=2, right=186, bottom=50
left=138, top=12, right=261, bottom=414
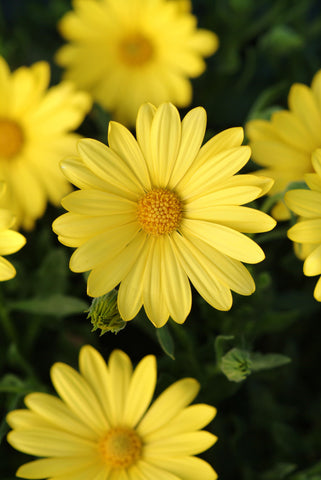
left=56, top=0, right=218, bottom=125
left=7, top=345, right=218, bottom=480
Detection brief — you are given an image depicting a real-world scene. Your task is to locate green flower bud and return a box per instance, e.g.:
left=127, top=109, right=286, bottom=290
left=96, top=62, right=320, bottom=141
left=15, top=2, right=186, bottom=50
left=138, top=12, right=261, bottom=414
left=220, top=348, right=252, bottom=383
left=87, top=290, right=126, bottom=335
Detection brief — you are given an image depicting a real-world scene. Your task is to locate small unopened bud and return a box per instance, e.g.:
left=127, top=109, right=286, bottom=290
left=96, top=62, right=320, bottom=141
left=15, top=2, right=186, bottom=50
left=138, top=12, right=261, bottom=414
left=87, top=290, right=126, bottom=335
left=220, top=348, right=252, bottom=383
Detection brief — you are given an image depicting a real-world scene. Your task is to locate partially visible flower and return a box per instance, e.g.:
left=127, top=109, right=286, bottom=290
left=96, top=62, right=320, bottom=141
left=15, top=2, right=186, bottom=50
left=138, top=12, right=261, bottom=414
left=7, top=345, right=218, bottom=479
left=0, top=56, right=91, bottom=230
left=0, top=183, right=26, bottom=280
left=285, top=149, right=321, bottom=301
left=246, top=69, right=321, bottom=220
left=53, top=102, right=276, bottom=327
left=56, top=0, right=218, bottom=125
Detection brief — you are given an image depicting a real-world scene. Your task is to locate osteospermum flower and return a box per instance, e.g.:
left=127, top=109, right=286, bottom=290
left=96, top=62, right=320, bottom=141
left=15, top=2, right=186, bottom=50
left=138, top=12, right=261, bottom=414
left=0, top=183, right=26, bottom=280
left=53, top=102, right=276, bottom=327
left=285, top=149, right=321, bottom=301
left=7, top=345, right=218, bottom=480
left=246, top=69, right=321, bottom=220
left=0, top=56, right=91, bottom=230
left=56, top=0, right=218, bottom=125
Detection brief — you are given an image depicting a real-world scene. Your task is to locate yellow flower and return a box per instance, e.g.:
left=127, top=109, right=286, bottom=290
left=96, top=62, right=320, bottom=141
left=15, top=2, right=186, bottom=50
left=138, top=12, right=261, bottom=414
left=0, top=183, right=26, bottom=280
left=7, top=345, right=217, bottom=480
left=56, top=0, right=218, bottom=125
left=53, top=102, right=276, bottom=327
left=285, top=149, right=321, bottom=301
left=0, top=56, right=92, bottom=230
left=246, top=69, right=321, bottom=220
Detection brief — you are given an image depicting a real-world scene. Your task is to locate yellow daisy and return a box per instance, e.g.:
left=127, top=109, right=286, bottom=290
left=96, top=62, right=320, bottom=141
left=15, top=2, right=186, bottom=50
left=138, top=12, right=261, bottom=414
left=0, top=183, right=26, bottom=280
left=53, top=102, right=276, bottom=327
left=246, top=69, right=321, bottom=220
left=0, top=56, right=91, bottom=230
left=56, top=0, right=218, bottom=126
left=285, top=149, right=321, bottom=301
left=7, top=345, right=218, bottom=480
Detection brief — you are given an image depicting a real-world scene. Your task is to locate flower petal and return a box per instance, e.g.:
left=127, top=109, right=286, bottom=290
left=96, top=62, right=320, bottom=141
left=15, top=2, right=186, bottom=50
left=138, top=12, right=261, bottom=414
left=303, top=244, right=321, bottom=276
left=288, top=83, right=321, bottom=144
left=147, top=456, right=217, bottom=480
left=136, top=103, right=157, bottom=166
left=285, top=189, right=321, bottom=218
left=123, top=355, right=157, bottom=427
left=0, top=256, right=16, bottom=280
left=129, top=462, right=180, bottom=480
left=61, top=189, right=136, bottom=216
left=171, top=231, right=233, bottom=310
left=169, top=106, right=207, bottom=189
left=182, top=218, right=265, bottom=263
left=138, top=378, right=199, bottom=436
left=87, top=232, right=146, bottom=297
left=50, top=362, right=108, bottom=434
left=7, top=428, right=97, bottom=457
left=145, top=431, right=216, bottom=456
left=24, top=393, right=98, bottom=440
left=108, top=120, right=151, bottom=189
left=150, top=103, right=181, bottom=186
left=15, top=457, right=98, bottom=479
left=105, top=350, right=133, bottom=425
left=288, top=219, right=321, bottom=243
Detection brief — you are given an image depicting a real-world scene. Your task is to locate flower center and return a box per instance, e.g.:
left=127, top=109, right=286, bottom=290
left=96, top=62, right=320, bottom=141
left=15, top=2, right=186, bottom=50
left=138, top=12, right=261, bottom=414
left=118, top=33, right=154, bottom=66
left=0, top=119, right=24, bottom=159
left=99, top=427, right=142, bottom=469
left=137, top=188, right=183, bottom=236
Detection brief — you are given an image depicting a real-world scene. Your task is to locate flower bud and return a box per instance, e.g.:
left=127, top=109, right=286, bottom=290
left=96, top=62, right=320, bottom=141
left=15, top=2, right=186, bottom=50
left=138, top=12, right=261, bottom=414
left=87, top=290, right=126, bottom=335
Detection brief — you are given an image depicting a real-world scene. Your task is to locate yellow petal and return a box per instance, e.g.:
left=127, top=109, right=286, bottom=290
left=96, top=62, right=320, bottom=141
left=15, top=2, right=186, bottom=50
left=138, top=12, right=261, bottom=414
left=150, top=103, right=181, bottom=186
left=246, top=118, right=281, bottom=142
left=169, top=106, right=207, bottom=189
left=105, top=350, right=133, bottom=425
left=285, top=189, right=321, bottom=217
left=7, top=428, right=97, bottom=457
left=138, top=378, right=199, bottom=436
left=144, top=431, right=216, bottom=456
left=87, top=232, right=145, bottom=297
left=182, top=218, right=265, bottom=263
left=6, top=410, right=53, bottom=430
left=171, top=231, right=233, bottom=310
left=271, top=110, right=317, bottom=152
left=129, top=461, right=180, bottom=480
left=136, top=103, right=157, bottom=166
left=0, top=229, right=25, bottom=255
left=24, top=393, right=98, bottom=440
left=250, top=140, right=310, bottom=170
left=60, top=157, right=110, bottom=191
left=61, top=189, right=136, bottom=216
left=108, top=120, right=151, bottom=189
left=313, top=275, right=321, bottom=301
left=288, top=219, right=321, bottom=243
left=70, top=222, right=139, bottom=272
left=16, top=457, right=99, bottom=480
left=178, top=146, right=251, bottom=201
left=144, top=404, right=216, bottom=442
left=0, top=256, right=16, bottom=281
left=123, top=355, right=157, bottom=427
left=288, top=83, right=321, bottom=144
left=50, top=362, right=108, bottom=434
left=146, top=456, right=217, bottom=480
left=303, top=244, right=321, bottom=276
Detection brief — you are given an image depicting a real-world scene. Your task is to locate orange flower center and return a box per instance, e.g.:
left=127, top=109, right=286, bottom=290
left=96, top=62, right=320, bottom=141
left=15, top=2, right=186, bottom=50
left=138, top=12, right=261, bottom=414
left=99, top=427, right=142, bottom=469
left=0, top=119, right=24, bottom=159
left=118, top=33, right=154, bottom=66
left=137, top=188, right=183, bottom=236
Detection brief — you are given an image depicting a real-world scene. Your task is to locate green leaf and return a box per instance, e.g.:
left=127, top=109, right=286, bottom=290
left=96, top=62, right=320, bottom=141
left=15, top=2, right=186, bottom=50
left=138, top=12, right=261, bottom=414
left=250, top=353, right=291, bottom=372
left=156, top=324, right=175, bottom=360
left=9, top=294, right=89, bottom=317
left=261, top=462, right=297, bottom=480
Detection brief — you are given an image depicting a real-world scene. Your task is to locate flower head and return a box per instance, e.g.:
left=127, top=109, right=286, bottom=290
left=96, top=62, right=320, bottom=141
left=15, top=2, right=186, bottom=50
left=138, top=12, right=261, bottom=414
left=0, top=183, right=26, bottom=280
left=56, top=0, right=218, bottom=125
left=0, top=56, right=91, bottom=230
left=285, top=149, right=321, bottom=301
left=246, top=69, right=321, bottom=220
left=7, top=345, right=217, bottom=479
left=53, top=102, right=276, bottom=327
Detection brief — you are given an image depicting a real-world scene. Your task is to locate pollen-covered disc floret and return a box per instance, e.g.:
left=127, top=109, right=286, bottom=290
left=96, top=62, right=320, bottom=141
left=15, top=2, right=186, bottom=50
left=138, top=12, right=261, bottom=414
left=119, top=33, right=154, bottom=67
left=137, top=188, right=182, bottom=236
left=0, top=119, right=24, bottom=159
left=99, top=427, right=142, bottom=468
